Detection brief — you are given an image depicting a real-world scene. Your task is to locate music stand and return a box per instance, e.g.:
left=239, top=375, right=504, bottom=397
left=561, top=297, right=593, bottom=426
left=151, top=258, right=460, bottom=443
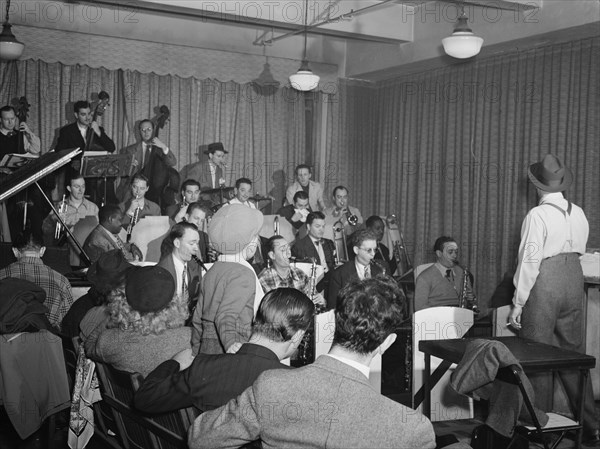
left=80, top=153, right=133, bottom=205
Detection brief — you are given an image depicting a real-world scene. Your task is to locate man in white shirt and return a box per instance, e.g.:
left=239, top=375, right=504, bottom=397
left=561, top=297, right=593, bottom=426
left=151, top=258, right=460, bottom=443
left=188, top=277, right=438, bottom=449
left=227, top=178, right=257, bottom=209
left=508, top=154, right=598, bottom=445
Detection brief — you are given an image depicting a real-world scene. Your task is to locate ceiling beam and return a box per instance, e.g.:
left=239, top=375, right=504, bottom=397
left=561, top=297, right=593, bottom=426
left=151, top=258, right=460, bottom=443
left=392, top=0, right=540, bottom=12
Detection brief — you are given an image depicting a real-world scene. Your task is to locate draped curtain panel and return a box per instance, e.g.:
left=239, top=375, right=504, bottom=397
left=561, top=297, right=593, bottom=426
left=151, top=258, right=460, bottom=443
left=0, top=59, right=308, bottom=200
left=339, top=37, right=599, bottom=308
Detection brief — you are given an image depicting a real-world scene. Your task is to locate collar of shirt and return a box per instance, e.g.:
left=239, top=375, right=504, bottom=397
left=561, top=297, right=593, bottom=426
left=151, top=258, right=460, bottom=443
left=17, top=256, right=44, bottom=266
left=77, top=123, right=88, bottom=138
left=0, top=128, right=13, bottom=136
left=354, top=260, right=369, bottom=280
left=539, top=191, right=566, bottom=206
left=324, top=353, right=370, bottom=378
left=172, top=254, right=186, bottom=292
left=100, top=224, right=120, bottom=243
left=435, top=262, right=453, bottom=277
left=310, top=236, right=321, bottom=246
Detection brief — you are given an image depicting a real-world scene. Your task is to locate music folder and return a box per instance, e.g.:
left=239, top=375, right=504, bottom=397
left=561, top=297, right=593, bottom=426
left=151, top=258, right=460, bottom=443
left=80, top=152, right=133, bottom=178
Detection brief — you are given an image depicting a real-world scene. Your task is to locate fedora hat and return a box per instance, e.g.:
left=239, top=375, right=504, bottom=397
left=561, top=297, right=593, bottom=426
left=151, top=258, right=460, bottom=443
left=528, top=154, right=572, bottom=193
left=125, top=266, right=175, bottom=314
left=203, top=142, right=228, bottom=155
left=87, top=250, right=133, bottom=289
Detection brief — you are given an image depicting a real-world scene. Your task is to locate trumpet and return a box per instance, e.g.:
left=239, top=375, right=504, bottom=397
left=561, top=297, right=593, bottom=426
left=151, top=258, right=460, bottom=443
left=55, top=195, right=68, bottom=239
left=333, top=206, right=358, bottom=226
left=456, top=262, right=479, bottom=313
left=273, top=216, right=279, bottom=235
left=126, top=196, right=141, bottom=243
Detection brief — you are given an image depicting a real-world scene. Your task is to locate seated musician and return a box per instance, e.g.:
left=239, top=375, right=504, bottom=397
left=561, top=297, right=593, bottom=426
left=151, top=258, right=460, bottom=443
left=188, top=278, right=437, bottom=449
left=165, top=179, right=201, bottom=222
left=118, top=173, right=161, bottom=228
left=328, top=229, right=386, bottom=309
left=277, top=190, right=311, bottom=235
left=85, top=265, right=192, bottom=377
left=414, top=236, right=474, bottom=312
left=191, top=204, right=264, bottom=355
left=258, top=235, right=325, bottom=308
left=291, top=211, right=336, bottom=273
left=134, top=288, right=313, bottom=414
left=285, top=164, right=326, bottom=211
left=116, top=119, right=177, bottom=204
left=0, top=230, right=74, bottom=333
left=0, top=105, right=43, bottom=241
left=83, top=204, right=143, bottom=263
left=182, top=201, right=214, bottom=263
left=227, top=177, right=257, bottom=209
left=158, top=222, right=203, bottom=314
left=179, top=141, right=228, bottom=195
left=364, top=215, right=397, bottom=275
left=323, top=185, right=363, bottom=240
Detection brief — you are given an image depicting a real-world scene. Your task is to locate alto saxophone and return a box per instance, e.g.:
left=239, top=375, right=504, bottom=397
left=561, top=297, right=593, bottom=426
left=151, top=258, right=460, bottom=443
left=457, top=263, right=479, bottom=313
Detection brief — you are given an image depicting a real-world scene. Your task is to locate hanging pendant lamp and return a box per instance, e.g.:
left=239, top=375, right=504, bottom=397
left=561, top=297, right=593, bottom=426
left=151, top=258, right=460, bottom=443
left=442, top=6, right=483, bottom=59
left=0, top=0, right=25, bottom=60
left=289, top=0, right=319, bottom=91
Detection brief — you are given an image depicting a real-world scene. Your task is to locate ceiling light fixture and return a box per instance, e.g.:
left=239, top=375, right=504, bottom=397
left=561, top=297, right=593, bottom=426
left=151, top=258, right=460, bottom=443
left=442, top=5, right=483, bottom=59
left=0, top=0, right=25, bottom=61
left=289, top=0, right=320, bottom=91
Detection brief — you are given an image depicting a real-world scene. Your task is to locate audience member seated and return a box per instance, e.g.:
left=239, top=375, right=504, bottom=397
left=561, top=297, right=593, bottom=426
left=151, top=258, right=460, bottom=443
left=165, top=179, right=201, bottom=223
left=119, top=173, right=161, bottom=228
left=227, top=177, right=257, bottom=209
left=182, top=201, right=214, bottom=262
left=0, top=231, right=74, bottom=333
left=285, top=164, right=326, bottom=211
left=0, top=278, right=53, bottom=334
left=158, top=222, right=203, bottom=314
left=258, top=235, right=325, bottom=308
left=188, top=277, right=437, bottom=449
left=191, top=204, right=264, bottom=355
left=277, top=190, right=311, bottom=236
left=365, top=215, right=397, bottom=275
left=328, top=229, right=386, bottom=310
left=83, top=204, right=143, bottom=263
left=414, top=236, right=475, bottom=312
left=61, top=250, right=133, bottom=338
left=134, top=288, right=313, bottom=414
left=85, top=265, right=191, bottom=377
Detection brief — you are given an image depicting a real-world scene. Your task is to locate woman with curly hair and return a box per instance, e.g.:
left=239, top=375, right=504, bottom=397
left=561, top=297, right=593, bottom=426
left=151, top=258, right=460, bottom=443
left=85, top=265, right=192, bottom=377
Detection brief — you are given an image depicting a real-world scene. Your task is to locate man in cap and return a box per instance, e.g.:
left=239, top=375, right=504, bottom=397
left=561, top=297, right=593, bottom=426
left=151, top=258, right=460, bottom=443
left=191, top=204, right=264, bottom=355
left=508, top=154, right=599, bottom=446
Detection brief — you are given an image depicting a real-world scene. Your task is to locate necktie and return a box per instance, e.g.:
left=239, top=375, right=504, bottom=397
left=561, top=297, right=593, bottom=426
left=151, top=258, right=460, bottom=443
left=445, top=269, right=453, bottom=282
left=114, top=234, right=129, bottom=259
left=182, top=263, right=188, bottom=299
left=364, top=264, right=371, bottom=279
left=315, top=240, right=326, bottom=267
left=215, top=165, right=224, bottom=188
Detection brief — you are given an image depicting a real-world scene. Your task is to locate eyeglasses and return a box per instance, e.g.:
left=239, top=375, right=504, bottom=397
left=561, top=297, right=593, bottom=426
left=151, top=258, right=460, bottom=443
left=359, top=247, right=376, bottom=254
left=140, top=127, right=153, bottom=132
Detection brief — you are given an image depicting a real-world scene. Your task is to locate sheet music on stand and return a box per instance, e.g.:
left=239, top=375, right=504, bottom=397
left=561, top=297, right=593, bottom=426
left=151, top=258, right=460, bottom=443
left=80, top=152, right=133, bottom=179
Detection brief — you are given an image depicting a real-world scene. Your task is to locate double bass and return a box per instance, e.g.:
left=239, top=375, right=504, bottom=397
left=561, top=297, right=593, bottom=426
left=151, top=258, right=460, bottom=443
left=84, top=91, right=110, bottom=152
left=147, top=105, right=180, bottom=211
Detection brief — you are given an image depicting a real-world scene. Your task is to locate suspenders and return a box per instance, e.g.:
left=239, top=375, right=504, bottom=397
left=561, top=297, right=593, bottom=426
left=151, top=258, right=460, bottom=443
left=544, top=201, right=572, bottom=217
left=543, top=201, right=573, bottom=251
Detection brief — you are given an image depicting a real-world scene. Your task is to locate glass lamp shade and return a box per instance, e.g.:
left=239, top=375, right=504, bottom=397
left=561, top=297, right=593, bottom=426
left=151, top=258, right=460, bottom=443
left=0, top=23, right=25, bottom=60
left=289, top=60, right=320, bottom=92
left=442, top=31, right=483, bottom=59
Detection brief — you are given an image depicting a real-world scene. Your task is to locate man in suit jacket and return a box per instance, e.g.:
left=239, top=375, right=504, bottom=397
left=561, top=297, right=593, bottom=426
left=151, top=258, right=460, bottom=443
left=285, top=164, right=326, bottom=211
left=118, top=173, right=161, bottom=229
left=277, top=190, right=311, bottom=236
left=83, top=204, right=142, bottom=263
left=116, top=119, right=177, bottom=204
left=56, top=100, right=116, bottom=203
left=414, top=236, right=475, bottom=312
left=328, top=229, right=385, bottom=309
left=181, top=201, right=215, bottom=263
left=158, top=222, right=203, bottom=312
left=179, top=142, right=229, bottom=206
left=134, top=288, right=313, bottom=414
left=323, top=185, right=363, bottom=241
left=365, top=215, right=397, bottom=275
left=188, top=277, right=439, bottom=449
left=165, top=179, right=201, bottom=222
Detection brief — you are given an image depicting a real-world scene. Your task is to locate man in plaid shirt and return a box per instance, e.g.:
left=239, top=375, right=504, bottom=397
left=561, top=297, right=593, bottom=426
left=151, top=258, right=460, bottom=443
left=0, top=231, right=74, bottom=332
left=258, top=235, right=325, bottom=308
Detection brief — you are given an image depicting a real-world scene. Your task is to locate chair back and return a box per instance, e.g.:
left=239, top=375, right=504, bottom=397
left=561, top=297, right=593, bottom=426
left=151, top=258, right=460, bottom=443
left=71, top=216, right=99, bottom=266
left=412, top=306, right=474, bottom=421
left=95, top=362, right=190, bottom=449
left=314, top=310, right=382, bottom=393
left=415, top=263, right=434, bottom=279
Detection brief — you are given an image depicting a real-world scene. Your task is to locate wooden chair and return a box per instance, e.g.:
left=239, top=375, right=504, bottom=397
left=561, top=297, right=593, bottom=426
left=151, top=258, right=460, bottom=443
left=412, top=306, right=474, bottom=421
left=95, top=362, right=194, bottom=449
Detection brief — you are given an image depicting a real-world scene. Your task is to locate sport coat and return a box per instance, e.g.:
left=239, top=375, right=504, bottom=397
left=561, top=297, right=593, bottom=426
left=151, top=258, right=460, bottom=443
left=157, top=254, right=202, bottom=305
left=285, top=180, right=326, bottom=211
left=55, top=122, right=115, bottom=155
left=291, top=235, right=335, bottom=272
left=180, top=161, right=220, bottom=190
left=276, top=204, right=310, bottom=231
left=134, top=343, right=289, bottom=414
left=188, top=355, right=436, bottom=449
left=327, top=260, right=385, bottom=309
left=83, top=224, right=135, bottom=263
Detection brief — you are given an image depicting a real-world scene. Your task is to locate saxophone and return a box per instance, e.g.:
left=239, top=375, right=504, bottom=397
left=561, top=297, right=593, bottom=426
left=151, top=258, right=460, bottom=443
left=126, top=196, right=141, bottom=243
left=457, top=263, right=479, bottom=313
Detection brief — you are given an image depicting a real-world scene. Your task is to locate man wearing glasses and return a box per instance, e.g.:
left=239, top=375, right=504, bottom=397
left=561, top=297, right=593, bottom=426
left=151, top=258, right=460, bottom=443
left=328, top=229, right=385, bottom=309
left=414, top=236, right=474, bottom=311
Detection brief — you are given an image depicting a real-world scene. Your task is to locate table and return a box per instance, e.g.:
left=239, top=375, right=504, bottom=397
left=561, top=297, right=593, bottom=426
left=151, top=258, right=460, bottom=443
left=418, top=337, right=596, bottom=447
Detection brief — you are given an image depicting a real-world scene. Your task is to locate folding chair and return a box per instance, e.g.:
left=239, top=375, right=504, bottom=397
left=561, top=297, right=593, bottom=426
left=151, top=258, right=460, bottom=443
left=496, top=365, right=582, bottom=449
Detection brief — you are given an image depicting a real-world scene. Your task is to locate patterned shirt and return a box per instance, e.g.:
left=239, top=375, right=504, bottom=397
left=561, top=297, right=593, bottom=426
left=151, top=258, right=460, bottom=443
left=0, top=256, right=74, bottom=330
left=258, top=266, right=312, bottom=297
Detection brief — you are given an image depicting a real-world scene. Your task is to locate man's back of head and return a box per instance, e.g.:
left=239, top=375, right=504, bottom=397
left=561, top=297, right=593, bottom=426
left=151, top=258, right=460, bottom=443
left=12, top=230, right=45, bottom=259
